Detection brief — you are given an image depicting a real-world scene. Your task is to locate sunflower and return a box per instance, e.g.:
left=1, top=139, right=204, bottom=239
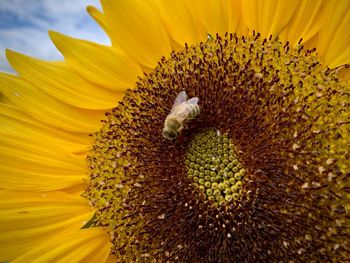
left=1, top=0, right=349, bottom=262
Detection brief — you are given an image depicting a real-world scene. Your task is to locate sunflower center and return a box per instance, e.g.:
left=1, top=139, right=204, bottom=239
left=185, top=128, right=245, bottom=205
left=84, top=33, right=349, bottom=262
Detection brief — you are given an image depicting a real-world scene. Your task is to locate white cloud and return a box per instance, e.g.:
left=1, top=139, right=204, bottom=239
left=0, top=0, right=110, bottom=72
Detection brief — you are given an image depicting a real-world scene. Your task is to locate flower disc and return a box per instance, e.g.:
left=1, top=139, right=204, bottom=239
left=85, top=34, right=350, bottom=262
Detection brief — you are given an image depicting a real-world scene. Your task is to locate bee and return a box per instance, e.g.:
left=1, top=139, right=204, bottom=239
left=163, top=91, right=200, bottom=140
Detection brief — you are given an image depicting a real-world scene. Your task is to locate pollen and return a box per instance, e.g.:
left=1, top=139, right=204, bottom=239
left=185, top=128, right=245, bottom=205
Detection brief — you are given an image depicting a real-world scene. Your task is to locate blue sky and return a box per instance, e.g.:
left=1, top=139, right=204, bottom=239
left=0, top=0, right=110, bottom=72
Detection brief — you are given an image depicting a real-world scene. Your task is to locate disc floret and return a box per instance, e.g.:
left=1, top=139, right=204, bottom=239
left=185, top=129, right=245, bottom=205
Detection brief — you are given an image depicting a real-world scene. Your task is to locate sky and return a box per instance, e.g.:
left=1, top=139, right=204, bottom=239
left=0, top=0, right=110, bottom=73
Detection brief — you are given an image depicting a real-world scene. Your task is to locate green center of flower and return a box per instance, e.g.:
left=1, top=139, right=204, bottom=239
left=185, top=128, right=245, bottom=205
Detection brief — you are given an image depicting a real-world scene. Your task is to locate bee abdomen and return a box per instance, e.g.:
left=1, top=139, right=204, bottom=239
left=187, top=104, right=200, bottom=119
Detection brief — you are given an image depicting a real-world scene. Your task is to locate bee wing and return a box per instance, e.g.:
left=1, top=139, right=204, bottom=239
left=172, top=106, right=192, bottom=120
left=185, top=97, right=199, bottom=105
left=172, top=91, right=187, bottom=108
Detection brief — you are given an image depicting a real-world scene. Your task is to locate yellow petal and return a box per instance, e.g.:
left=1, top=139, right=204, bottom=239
left=190, top=0, right=242, bottom=37
left=338, top=67, right=350, bottom=81
left=101, top=0, right=172, bottom=69
left=279, top=0, right=325, bottom=46
left=0, top=103, right=89, bottom=153
left=0, top=73, right=105, bottom=133
left=13, top=228, right=110, bottom=263
left=0, top=167, right=84, bottom=192
left=302, top=32, right=320, bottom=52
left=157, top=0, right=207, bottom=47
left=226, top=0, right=244, bottom=34
left=87, top=5, right=111, bottom=39
left=0, top=92, right=11, bottom=104
left=318, top=0, right=350, bottom=67
left=0, top=134, right=86, bottom=191
left=6, top=50, right=118, bottom=110
left=0, top=191, right=92, bottom=261
left=1, top=134, right=85, bottom=170
left=50, top=31, right=142, bottom=91
left=241, top=0, right=298, bottom=37
left=106, top=254, right=117, bottom=263
left=62, top=183, right=87, bottom=196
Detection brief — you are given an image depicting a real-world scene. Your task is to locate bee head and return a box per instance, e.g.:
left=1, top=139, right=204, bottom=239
left=162, top=129, right=178, bottom=140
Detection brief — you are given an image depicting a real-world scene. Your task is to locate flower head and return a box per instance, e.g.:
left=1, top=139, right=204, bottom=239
left=1, top=1, right=349, bottom=262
